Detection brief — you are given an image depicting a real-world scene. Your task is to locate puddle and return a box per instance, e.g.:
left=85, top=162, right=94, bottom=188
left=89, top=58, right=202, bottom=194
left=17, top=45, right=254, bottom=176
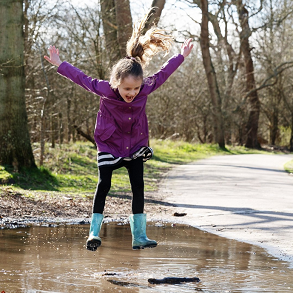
left=0, top=222, right=293, bottom=292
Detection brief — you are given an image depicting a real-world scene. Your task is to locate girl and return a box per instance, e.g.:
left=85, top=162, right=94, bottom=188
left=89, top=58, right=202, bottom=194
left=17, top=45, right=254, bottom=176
left=44, top=12, right=193, bottom=251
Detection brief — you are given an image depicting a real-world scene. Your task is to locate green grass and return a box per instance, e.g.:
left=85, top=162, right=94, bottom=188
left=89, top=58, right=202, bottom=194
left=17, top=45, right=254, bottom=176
left=0, top=140, right=275, bottom=195
left=284, top=159, right=293, bottom=174
left=0, top=166, right=13, bottom=183
left=0, top=164, right=58, bottom=190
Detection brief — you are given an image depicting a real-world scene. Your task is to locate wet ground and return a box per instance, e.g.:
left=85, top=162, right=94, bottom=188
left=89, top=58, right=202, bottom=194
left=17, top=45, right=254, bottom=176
left=162, top=154, right=293, bottom=264
left=1, top=222, right=293, bottom=293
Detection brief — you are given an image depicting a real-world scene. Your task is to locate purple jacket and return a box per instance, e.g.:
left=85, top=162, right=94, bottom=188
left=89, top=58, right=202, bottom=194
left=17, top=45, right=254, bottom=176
left=57, top=54, right=184, bottom=157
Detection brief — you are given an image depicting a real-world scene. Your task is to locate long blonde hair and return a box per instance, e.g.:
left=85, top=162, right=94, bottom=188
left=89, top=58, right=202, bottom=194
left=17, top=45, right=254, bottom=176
left=126, top=8, right=173, bottom=67
left=110, top=8, right=173, bottom=88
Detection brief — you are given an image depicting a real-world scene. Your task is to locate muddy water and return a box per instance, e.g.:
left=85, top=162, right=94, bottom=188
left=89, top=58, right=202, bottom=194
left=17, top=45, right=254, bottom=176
left=1, top=222, right=292, bottom=293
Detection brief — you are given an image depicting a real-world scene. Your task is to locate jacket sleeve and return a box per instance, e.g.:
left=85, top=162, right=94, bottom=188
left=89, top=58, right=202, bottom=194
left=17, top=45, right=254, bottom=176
left=57, top=62, right=112, bottom=97
left=141, top=54, right=184, bottom=95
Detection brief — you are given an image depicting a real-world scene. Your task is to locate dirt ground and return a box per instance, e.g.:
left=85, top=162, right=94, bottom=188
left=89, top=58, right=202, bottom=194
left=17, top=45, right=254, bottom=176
left=0, top=186, right=178, bottom=228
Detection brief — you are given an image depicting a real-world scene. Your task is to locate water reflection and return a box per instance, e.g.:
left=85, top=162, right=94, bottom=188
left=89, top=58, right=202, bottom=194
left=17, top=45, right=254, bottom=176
left=0, top=222, right=292, bottom=292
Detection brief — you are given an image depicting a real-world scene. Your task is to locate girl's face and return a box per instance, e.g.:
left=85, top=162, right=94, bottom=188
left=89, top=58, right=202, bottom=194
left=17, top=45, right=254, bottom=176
left=117, top=75, right=142, bottom=103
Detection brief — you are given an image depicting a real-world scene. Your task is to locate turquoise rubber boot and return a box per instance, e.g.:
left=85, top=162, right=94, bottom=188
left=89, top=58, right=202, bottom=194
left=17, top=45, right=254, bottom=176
left=86, top=213, right=104, bottom=251
left=129, top=213, right=157, bottom=249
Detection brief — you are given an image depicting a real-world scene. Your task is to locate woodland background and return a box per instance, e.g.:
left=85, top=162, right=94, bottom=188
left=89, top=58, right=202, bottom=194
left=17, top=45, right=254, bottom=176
left=1, top=0, right=293, bottom=169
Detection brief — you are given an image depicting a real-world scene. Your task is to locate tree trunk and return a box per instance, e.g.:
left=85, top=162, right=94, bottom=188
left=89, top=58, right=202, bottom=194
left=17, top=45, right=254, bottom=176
left=115, top=0, right=133, bottom=57
left=199, top=0, right=225, bottom=148
left=66, top=88, right=73, bottom=143
left=289, top=112, right=293, bottom=153
left=102, top=0, right=152, bottom=65
left=94, top=19, right=106, bottom=80
left=100, top=0, right=120, bottom=64
left=270, top=108, right=279, bottom=145
left=59, top=112, right=64, bottom=145
left=40, top=108, right=46, bottom=166
left=0, top=0, right=36, bottom=169
left=237, top=1, right=261, bottom=149
left=50, top=114, right=56, bottom=148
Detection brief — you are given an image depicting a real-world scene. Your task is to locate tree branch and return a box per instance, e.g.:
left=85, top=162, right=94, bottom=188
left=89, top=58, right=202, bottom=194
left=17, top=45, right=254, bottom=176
left=244, top=61, right=293, bottom=99
left=74, top=125, right=96, bottom=146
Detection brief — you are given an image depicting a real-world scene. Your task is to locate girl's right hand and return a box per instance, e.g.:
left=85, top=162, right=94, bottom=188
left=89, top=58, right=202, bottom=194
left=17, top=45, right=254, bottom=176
left=44, top=45, right=63, bottom=67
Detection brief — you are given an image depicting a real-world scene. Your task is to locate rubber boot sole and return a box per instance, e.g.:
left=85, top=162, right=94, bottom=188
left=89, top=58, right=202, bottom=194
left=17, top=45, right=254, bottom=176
left=132, top=243, right=157, bottom=250
left=86, top=238, right=101, bottom=251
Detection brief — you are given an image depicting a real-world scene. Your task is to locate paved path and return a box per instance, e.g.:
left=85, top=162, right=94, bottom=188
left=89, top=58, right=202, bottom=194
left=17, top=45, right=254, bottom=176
left=161, top=154, right=293, bottom=265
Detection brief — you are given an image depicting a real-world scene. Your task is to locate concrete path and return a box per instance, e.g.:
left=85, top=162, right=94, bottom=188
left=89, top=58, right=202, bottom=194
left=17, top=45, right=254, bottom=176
left=161, top=154, right=293, bottom=265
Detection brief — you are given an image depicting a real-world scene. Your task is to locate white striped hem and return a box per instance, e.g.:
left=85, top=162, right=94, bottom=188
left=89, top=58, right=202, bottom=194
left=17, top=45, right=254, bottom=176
left=97, top=147, right=153, bottom=168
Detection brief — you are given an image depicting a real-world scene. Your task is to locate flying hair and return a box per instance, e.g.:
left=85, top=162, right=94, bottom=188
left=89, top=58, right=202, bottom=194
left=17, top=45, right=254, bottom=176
left=126, top=8, right=174, bottom=67
left=110, top=8, right=173, bottom=89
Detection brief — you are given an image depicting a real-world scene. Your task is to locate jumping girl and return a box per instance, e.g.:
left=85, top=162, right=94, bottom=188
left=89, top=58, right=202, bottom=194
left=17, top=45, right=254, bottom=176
left=44, top=11, right=193, bottom=251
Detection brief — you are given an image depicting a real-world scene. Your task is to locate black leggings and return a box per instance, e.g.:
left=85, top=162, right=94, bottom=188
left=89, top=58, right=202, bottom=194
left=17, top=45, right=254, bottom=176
left=93, top=157, right=144, bottom=214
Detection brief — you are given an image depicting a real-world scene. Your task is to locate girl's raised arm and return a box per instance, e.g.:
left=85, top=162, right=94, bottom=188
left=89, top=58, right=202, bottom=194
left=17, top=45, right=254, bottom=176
left=44, top=45, right=63, bottom=67
left=141, top=38, right=193, bottom=95
left=44, top=45, right=112, bottom=97
left=181, top=38, right=193, bottom=58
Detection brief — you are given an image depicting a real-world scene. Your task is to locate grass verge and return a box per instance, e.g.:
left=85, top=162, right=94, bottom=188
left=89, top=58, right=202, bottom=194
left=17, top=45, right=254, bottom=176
left=284, top=159, right=293, bottom=174
left=0, top=140, right=274, bottom=195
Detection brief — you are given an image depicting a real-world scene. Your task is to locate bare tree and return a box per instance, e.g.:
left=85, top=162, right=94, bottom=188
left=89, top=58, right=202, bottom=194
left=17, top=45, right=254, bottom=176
left=115, top=0, right=133, bottom=57
left=0, top=0, right=36, bottom=169
left=253, top=0, right=293, bottom=148
left=100, top=0, right=133, bottom=64
left=20, top=0, right=293, bottom=151
left=234, top=0, right=261, bottom=149
left=100, top=0, right=120, bottom=63
left=200, top=0, right=225, bottom=148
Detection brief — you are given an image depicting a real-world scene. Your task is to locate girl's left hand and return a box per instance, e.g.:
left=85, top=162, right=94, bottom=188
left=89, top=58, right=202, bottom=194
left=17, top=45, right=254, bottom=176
left=44, top=45, right=63, bottom=67
left=181, top=38, right=193, bottom=58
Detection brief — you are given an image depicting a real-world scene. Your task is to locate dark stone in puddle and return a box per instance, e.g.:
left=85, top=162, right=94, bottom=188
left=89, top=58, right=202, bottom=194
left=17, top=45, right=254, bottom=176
left=173, top=212, right=187, bottom=217
left=148, top=277, right=200, bottom=284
